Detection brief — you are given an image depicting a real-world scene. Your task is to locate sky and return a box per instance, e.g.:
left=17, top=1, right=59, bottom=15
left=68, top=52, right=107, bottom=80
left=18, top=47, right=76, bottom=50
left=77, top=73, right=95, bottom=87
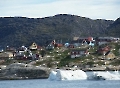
left=0, top=0, right=120, bottom=20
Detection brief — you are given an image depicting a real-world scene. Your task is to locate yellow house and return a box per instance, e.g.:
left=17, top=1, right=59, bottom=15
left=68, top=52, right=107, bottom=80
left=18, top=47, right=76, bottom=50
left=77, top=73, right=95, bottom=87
left=105, top=51, right=115, bottom=60
left=29, top=42, right=38, bottom=50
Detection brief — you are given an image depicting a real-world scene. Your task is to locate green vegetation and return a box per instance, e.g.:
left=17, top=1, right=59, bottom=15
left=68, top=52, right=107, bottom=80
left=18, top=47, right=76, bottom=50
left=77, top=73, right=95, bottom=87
left=113, top=43, right=120, bottom=56
left=110, top=59, right=120, bottom=66
left=2, top=59, right=13, bottom=65
left=0, top=42, right=120, bottom=70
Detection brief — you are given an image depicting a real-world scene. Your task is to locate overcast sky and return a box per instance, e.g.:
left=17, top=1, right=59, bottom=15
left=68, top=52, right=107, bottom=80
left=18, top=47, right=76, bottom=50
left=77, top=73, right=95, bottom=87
left=0, top=0, right=120, bottom=20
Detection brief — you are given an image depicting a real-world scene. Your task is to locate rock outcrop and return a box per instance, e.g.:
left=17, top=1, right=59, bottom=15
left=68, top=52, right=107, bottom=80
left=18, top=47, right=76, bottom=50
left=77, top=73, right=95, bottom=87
left=0, top=63, right=50, bottom=80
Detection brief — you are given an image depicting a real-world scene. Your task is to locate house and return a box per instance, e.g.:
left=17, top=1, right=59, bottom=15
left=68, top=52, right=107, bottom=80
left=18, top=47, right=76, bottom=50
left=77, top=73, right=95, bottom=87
left=45, top=40, right=56, bottom=50
left=6, top=46, right=16, bottom=52
left=67, top=44, right=76, bottom=48
left=54, top=43, right=63, bottom=47
left=105, top=51, right=115, bottom=60
left=29, top=42, right=38, bottom=50
left=97, top=46, right=111, bottom=55
left=64, top=43, right=70, bottom=47
left=71, top=37, right=95, bottom=47
left=96, top=37, right=119, bottom=46
left=46, top=44, right=54, bottom=50
left=46, top=39, right=63, bottom=48
left=18, top=46, right=28, bottom=52
left=70, top=49, right=89, bottom=58
left=15, top=51, right=34, bottom=60
left=83, top=37, right=95, bottom=46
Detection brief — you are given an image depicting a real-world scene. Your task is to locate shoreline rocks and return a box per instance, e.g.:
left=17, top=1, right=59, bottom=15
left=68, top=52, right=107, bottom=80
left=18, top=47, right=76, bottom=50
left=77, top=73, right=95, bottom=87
left=0, top=63, right=120, bottom=80
left=0, top=63, right=50, bottom=80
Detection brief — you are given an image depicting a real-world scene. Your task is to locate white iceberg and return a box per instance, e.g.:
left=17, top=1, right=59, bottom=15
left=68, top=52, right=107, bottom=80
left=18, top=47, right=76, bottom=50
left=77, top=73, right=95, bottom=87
left=48, top=69, right=87, bottom=81
left=48, top=70, right=57, bottom=80
left=88, top=71, right=120, bottom=80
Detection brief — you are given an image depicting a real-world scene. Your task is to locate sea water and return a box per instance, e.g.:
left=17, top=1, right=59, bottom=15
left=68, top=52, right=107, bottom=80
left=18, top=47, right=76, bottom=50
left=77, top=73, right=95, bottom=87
left=0, top=79, right=120, bottom=88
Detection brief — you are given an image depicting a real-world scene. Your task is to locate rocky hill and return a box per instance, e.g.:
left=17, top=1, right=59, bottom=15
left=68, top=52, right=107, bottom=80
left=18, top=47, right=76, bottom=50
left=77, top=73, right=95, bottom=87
left=0, top=14, right=116, bottom=47
left=0, top=63, right=50, bottom=80
left=107, top=17, right=120, bottom=37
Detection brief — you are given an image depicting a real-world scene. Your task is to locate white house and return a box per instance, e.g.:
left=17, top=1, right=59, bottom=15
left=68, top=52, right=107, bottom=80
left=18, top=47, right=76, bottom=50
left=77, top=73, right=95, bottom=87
left=71, top=49, right=89, bottom=58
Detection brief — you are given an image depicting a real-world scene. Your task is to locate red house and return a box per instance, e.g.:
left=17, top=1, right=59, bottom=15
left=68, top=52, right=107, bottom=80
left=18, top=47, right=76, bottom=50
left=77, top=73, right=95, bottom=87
left=97, top=46, right=111, bottom=55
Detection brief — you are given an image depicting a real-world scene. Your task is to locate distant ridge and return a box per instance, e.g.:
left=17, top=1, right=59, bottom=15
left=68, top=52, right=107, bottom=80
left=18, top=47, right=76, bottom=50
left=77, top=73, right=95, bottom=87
left=107, top=17, right=120, bottom=37
left=0, top=14, right=118, bottom=47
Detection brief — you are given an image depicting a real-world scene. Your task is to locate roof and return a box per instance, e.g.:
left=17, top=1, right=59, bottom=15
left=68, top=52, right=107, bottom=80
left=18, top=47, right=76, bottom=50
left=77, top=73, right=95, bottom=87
left=71, top=48, right=87, bottom=52
left=105, top=51, right=111, bottom=56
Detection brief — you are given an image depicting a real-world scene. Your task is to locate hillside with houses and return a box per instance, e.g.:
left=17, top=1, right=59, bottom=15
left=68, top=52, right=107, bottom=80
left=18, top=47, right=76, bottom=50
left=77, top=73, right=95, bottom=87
left=0, top=36, right=120, bottom=79
left=0, top=36, right=120, bottom=67
left=0, top=14, right=120, bottom=79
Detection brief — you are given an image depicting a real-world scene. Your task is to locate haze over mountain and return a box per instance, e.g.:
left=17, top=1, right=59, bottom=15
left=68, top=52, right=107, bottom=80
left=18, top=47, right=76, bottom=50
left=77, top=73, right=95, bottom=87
left=0, top=14, right=119, bottom=47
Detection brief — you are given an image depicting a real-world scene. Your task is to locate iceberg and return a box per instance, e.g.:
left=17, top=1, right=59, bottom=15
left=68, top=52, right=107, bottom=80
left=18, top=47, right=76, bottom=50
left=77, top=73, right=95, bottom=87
left=88, top=71, right=120, bottom=80
left=48, top=70, right=57, bottom=80
left=48, top=69, right=120, bottom=81
left=48, top=69, right=87, bottom=81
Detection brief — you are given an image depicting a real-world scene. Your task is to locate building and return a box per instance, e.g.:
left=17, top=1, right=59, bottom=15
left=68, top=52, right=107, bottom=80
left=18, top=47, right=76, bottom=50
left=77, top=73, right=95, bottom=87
left=97, top=46, right=111, bottom=55
left=96, top=37, right=119, bottom=46
left=70, top=49, right=89, bottom=58
left=71, top=37, right=95, bottom=47
left=46, top=44, right=54, bottom=50
left=105, top=51, right=115, bottom=60
left=29, top=42, right=38, bottom=50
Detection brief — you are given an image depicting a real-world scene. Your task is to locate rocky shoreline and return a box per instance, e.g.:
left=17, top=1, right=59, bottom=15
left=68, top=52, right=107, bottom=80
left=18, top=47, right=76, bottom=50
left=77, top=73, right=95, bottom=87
left=0, top=63, right=120, bottom=80
left=0, top=63, right=50, bottom=80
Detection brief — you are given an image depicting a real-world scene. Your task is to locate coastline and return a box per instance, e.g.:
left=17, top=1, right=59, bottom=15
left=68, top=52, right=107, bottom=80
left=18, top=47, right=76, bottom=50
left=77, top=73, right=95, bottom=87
left=0, top=66, right=120, bottom=80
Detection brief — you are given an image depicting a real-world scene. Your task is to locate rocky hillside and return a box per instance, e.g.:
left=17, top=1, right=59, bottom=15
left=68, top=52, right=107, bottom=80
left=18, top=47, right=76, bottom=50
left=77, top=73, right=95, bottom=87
left=0, top=63, right=50, bottom=79
left=0, top=14, right=115, bottom=47
left=107, top=17, right=120, bottom=37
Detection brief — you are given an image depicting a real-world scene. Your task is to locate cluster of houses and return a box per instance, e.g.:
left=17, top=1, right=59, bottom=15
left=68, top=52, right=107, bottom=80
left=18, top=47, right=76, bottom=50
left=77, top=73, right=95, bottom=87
left=0, top=40, right=65, bottom=60
left=0, top=36, right=119, bottom=61
left=0, top=43, right=41, bottom=60
left=69, top=37, right=119, bottom=59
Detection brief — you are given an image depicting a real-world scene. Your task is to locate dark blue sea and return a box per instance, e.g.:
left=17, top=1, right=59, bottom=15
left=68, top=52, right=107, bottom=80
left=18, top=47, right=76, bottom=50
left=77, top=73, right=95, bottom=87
left=0, top=79, right=120, bottom=88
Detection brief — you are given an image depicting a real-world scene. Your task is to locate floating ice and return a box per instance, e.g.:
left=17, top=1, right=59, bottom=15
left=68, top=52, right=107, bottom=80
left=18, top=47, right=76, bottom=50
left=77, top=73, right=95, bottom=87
left=48, top=70, right=57, bottom=80
left=88, top=71, right=120, bottom=80
left=48, top=69, right=87, bottom=81
left=49, top=69, right=120, bottom=81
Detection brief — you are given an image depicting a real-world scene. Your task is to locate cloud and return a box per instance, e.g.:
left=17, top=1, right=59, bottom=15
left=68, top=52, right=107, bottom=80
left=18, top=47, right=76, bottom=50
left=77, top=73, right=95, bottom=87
left=0, top=0, right=120, bottom=20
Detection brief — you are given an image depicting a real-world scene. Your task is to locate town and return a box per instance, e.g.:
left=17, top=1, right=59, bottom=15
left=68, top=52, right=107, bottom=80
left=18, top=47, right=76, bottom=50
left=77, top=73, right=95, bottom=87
left=0, top=36, right=120, bottom=72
